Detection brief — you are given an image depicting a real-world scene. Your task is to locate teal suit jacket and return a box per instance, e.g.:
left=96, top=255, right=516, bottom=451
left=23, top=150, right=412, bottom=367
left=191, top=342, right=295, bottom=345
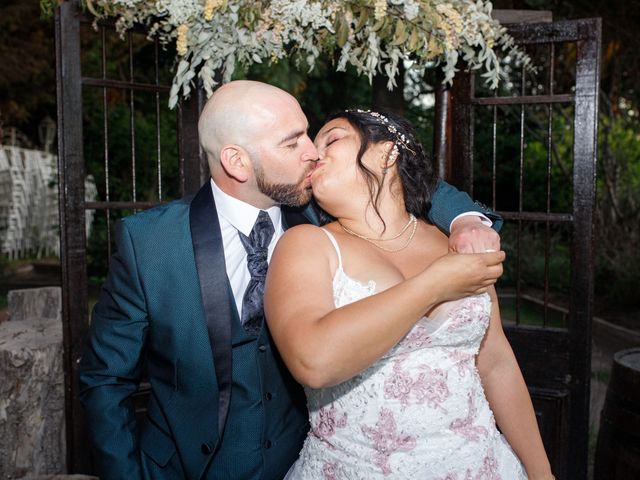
left=78, top=180, right=501, bottom=479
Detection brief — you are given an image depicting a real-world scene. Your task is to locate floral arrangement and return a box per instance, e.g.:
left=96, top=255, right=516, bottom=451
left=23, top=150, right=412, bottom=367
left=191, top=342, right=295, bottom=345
left=47, top=0, right=530, bottom=108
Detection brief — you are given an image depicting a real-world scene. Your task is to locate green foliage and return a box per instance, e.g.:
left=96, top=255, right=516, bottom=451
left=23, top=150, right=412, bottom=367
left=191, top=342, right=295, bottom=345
left=39, top=0, right=56, bottom=19
left=474, top=100, right=640, bottom=310
left=499, top=222, right=572, bottom=294
left=79, top=32, right=180, bottom=278
left=82, top=90, right=180, bottom=277
left=595, top=113, right=640, bottom=307
left=499, top=295, right=567, bottom=328
left=0, top=0, right=55, bottom=131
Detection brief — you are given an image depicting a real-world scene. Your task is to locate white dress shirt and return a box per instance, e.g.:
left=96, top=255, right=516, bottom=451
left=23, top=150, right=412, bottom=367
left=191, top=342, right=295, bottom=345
left=210, top=179, right=284, bottom=318
left=450, top=212, right=492, bottom=231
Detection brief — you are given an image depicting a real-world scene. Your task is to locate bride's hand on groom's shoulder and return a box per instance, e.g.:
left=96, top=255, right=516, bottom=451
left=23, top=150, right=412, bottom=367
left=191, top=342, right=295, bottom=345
left=425, top=250, right=505, bottom=303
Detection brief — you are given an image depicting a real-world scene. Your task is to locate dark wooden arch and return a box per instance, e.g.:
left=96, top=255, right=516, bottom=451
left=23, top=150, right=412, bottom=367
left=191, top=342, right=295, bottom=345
left=436, top=19, right=601, bottom=480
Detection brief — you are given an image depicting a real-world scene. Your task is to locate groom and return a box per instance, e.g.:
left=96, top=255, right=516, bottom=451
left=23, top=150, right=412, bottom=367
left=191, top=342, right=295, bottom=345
left=78, top=80, right=502, bottom=479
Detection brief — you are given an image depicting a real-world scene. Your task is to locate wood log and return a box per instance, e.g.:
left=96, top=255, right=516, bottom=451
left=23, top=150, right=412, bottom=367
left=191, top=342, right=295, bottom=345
left=0, top=287, right=65, bottom=478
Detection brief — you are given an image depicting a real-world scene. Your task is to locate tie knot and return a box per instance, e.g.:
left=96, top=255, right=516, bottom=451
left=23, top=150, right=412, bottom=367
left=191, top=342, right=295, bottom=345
left=251, top=210, right=275, bottom=249
left=239, top=210, right=275, bottom=277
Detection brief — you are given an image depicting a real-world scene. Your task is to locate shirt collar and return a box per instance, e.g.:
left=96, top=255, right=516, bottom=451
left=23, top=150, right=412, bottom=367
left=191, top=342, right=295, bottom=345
left=210, top=178, right=282, bottom=237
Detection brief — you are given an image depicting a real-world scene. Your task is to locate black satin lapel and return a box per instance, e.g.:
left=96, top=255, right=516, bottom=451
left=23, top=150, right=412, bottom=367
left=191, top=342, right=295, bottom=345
left=189, top=182, right=232, bottom=440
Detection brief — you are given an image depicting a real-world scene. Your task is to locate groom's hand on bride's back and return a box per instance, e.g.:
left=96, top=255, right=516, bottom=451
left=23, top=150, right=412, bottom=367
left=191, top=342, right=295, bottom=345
left=448, top=215, right=501, bottom=254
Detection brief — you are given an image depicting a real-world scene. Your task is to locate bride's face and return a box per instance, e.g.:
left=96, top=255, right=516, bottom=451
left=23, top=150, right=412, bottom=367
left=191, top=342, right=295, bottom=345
left=312, top=117, right=384, bottom=213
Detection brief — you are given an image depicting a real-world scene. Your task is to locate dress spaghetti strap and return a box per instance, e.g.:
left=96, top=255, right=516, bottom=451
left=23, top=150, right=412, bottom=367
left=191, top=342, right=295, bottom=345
left=319, top=228, right=343, bottom=270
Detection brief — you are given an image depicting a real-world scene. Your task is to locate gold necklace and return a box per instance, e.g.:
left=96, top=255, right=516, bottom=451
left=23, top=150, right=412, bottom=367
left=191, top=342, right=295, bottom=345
left=338, top=214, right=418, bottom=252
left=338, top=214, right=416, bottom=241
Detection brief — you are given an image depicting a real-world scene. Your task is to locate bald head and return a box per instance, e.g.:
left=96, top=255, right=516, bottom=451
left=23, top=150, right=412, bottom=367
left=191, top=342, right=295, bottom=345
left=198, top=80, right=301, bottom=168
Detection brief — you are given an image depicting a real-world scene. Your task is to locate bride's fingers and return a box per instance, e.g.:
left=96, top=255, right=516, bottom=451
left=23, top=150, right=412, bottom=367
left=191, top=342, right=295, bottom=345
left=479, top=250, right=506, bottom=264
left=480, top=270, right=502, bottom=284
left=486, top=264, right=503, bottom=277
left=478, top=277, right=498, bottom=288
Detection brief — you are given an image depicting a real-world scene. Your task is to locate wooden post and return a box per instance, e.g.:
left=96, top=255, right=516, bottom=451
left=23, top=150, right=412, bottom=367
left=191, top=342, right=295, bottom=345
left=433, top=73, right=452, bottom=180
left=55, top=0, right=92, bottom=473
left=492, top=9, right=553, bottom=24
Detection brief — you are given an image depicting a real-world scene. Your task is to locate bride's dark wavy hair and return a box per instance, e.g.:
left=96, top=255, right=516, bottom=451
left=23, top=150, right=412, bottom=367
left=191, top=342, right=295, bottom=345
left=319, top=109, right=438, bottom=231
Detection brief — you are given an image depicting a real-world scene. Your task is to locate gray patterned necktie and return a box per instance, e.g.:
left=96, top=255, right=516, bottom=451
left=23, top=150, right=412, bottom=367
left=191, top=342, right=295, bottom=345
left=238, top=210, right=275, bottom=336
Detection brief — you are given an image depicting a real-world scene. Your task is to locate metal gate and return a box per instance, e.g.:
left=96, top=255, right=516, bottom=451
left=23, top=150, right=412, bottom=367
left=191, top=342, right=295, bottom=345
left=435, top=19, right=600, bottom=480
left=55, top=0, right=207, bottom=471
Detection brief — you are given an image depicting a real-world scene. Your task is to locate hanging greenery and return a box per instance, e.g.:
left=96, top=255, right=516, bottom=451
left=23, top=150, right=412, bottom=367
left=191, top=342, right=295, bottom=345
left=45, top=0, right=531, bottom=108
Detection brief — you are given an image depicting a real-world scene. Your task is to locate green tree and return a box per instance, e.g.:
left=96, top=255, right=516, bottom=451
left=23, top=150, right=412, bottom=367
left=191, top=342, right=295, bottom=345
left=0, top=0, right=55, bottom=138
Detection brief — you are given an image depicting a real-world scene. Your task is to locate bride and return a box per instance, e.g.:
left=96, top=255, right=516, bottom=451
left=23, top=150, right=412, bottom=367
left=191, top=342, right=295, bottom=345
left=264, top=109, right=553, bottom=479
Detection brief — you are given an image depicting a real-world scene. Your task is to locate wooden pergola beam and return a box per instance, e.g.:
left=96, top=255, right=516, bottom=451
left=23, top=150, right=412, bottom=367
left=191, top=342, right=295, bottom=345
left=492, top=9, right=553, bottom=24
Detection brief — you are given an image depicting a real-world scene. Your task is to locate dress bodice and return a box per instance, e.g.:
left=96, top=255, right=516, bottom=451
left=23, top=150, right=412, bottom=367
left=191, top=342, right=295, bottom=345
left=286, top=229, right=526, bottom=479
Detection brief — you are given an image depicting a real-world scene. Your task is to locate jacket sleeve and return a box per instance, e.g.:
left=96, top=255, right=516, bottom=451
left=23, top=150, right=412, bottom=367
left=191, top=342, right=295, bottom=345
left=428, top=180, right=503, bottom=234
left=78, top=219, right=147, bottom=479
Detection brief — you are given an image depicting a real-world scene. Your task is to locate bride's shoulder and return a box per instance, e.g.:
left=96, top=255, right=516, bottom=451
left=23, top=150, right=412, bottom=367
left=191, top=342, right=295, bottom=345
left=273, top=224, right=337, bottom=267
left=281, top=223, right=323, bottom=239
left=278, top=224, right=331, bottom=250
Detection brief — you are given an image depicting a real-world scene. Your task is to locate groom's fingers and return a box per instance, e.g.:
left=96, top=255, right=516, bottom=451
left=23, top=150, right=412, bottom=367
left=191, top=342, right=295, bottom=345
left=449, top=220, right=501, bottom=254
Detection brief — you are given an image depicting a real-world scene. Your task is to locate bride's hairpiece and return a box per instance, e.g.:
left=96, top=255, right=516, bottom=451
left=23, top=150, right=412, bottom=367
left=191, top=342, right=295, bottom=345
left=346, top=109, right=416, bottom=154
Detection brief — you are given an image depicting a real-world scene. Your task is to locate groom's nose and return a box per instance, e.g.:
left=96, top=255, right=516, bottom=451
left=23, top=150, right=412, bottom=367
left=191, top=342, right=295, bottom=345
left=301, top=135, right=319, bottom=162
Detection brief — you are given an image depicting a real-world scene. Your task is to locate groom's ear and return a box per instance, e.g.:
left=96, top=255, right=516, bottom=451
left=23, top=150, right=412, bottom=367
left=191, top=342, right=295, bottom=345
left=219, top=145, right=251, bottom=182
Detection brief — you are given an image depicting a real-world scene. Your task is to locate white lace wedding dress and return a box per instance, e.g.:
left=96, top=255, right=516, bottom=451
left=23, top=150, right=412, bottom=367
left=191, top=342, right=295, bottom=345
left=285, top=229, right=527, bottom=479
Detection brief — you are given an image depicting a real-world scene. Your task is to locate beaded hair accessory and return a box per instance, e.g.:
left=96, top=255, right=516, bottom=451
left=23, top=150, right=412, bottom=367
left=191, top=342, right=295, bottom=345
left=347, top=108, right=416, bottom=155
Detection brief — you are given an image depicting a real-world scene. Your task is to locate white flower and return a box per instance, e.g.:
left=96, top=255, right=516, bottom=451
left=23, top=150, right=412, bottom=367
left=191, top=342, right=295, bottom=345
left=403, top=1, right=420, bottom=21
left=156, top=0, right=201, bottom=25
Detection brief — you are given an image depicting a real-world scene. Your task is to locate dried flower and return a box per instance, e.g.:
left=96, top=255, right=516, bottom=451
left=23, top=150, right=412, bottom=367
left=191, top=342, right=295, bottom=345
left=176, top=24, right=189, bottom=56
left=203, top=0, right=221, bottom=21
left=71, top=0, right=531, bottom=108
left=374, top=0, right=387, bottom=21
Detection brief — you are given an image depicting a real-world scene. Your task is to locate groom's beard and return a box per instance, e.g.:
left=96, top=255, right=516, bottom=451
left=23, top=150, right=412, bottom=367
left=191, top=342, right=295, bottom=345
left=254, top=165, right=313, bottom=207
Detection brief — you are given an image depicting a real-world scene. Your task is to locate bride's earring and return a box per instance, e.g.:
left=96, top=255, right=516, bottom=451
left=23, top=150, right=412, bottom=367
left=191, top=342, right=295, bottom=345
left=390, top=144, right=400, bottom=162
left=382, top=143, right=399, bottom=176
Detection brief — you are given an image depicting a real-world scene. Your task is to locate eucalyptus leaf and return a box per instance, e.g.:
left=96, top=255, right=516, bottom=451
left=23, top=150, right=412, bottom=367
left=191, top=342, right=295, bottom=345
left=78, top=0, right=531, bottom=109
left=354, top=8, right=369, bottom=33
left=336, top=16, right=349, bottom=48
left=390, top=19, right=409, bottom=47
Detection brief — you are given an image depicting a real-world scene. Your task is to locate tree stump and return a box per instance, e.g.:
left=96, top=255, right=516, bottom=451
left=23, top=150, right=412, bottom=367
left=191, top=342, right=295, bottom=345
left=0, top=287, right=65, bottom=478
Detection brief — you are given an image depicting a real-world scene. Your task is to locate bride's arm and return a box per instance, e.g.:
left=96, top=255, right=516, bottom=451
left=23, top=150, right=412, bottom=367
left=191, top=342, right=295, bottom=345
left=477, top=287, right=553, bottom=480
left=265, top=224, right=504, bottom=389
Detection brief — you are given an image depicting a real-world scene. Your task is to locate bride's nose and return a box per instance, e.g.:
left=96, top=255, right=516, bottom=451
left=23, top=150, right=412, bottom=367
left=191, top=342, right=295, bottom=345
left=316, top=145, right=328, bottom=160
